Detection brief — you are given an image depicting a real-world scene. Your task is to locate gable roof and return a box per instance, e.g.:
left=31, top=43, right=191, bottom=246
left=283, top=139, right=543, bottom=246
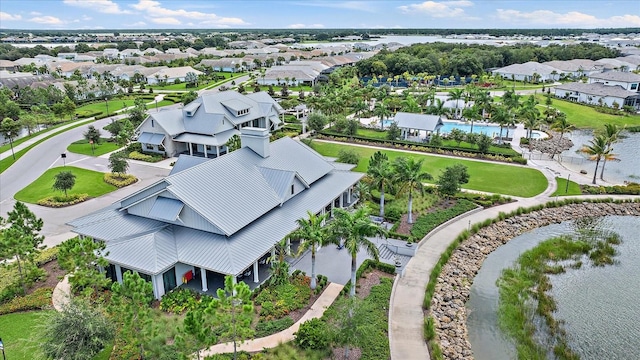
left=169, top=155, right=211, bottom=175
left=393, top=112, right=444, bottom=132
left=555, top=82, right=638, bottom=98
left=589, top=71, right=640, bottom=83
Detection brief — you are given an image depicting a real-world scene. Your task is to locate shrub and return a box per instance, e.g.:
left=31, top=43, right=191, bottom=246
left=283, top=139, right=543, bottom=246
left=0, top=287, right=53, bottom=314
left=35, top=246, right=60, bottom=266
left=295, top=318, right=330, bottom=350
left=159, top=288, right=200, bottom=314
left=254, top=273, right=311, bottom=320
left=37, top=193, right=89, bottom=207
left=126, top=142, right=142, bottom=153
left=385, top=205, right=403, bottom=223
left=410, top=199, right=477, bottom=240
left=128, top=151, right=163, bottom=162
left=104, top=173, right=138, bottom=187
left=255, top=317, right=295, bottom=337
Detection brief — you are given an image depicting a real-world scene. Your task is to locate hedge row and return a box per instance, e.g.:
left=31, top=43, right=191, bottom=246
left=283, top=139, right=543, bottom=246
left=317, top=133, right=527, bottom=165
left=341, top=259, right=397, bottom=295
left=0, top=287, right=53, bottom=315
left=580, top=182, right=640, bottom=195
left=129, top=151, right=164, bottom=162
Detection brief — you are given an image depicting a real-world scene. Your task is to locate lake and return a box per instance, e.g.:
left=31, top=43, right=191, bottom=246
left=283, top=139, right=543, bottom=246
left=466, top=216, right=640, bottom=360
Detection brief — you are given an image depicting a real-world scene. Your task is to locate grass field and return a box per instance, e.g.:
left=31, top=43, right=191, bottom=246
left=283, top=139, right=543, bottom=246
left=67, top=138, right=121, bottom=156
left=537, top=97, right=640, bottom=129
left=75, top=99, right=138, bottom=116
left=0, top=121, right=73, bottom=154
left=0, top=310, right=53, bottom=360
left=310, top=141, right=548, bottom=197
left=552, top=177, right=582, bottom=196
left=14, top=166, right=117, bottom=203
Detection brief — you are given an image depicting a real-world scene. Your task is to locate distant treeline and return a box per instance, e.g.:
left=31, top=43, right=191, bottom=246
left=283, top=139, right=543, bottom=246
left=355, top=43, right=621, bottom=77
left=1, top=28, right=640, bottom=37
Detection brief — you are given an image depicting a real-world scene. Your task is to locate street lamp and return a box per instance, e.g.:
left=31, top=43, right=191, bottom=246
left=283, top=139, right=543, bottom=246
left=0, top=337, right=6, bottom=360
left=105, top=97, right=109, bottom=117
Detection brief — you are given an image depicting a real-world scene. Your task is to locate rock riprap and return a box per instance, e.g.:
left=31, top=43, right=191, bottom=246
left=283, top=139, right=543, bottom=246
left=428, top=202, right=640, bottom=360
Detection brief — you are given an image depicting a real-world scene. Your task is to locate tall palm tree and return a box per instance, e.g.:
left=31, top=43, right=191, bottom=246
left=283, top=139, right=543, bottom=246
left=550, top=113, right=575, bottom=158
left=393, top=157, right=432, bottom=224
left=367, top=152, right=394, bottom=218
left=597, top=124, right=623, bottom=180
left=447, top=88, right=464, bottom=119
left=290, top=211, right=329, bottom=290
left=581, top=135, right=617, bottom=184
left=329, top=206, right=385, bottom=297
left=491, top=105, right=510, bottom=144
left=374, top=101, right=391, bottom=130
left=473, top=89, right=492, bottom=120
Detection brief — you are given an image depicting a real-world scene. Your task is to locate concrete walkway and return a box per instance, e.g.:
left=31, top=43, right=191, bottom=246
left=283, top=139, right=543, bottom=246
left=199, top=282, right=343, bottom=357
left=52, top=274, right=71, bottom=311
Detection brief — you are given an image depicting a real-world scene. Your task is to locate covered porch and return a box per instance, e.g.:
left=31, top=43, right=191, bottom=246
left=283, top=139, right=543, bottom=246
left=173, top=129, right=238, bottom=158
left=393, top=112, right=444, bottom=142
left=180, top=259, right=273, bottom=296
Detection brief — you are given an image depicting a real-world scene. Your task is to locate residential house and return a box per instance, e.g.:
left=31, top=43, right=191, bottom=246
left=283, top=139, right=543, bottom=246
left=588, top=71, right=640, bottom=92
left=542, top=59, right=601, bottom=78
left=0, top=71, right=55, bottom=89
left=200, top=58, right=245, bottom=73
left=0, top=60, right=16, bottom=71
left=68, top=132, right=363, bottom=299
left=554, top=82, right=640, bottom=110
left=136, top=91, right=283, bottom=157
left=146, top=66, right=203, bottom=85
left=392, top=112, right=444, bottom=141
left=491, top=61, right=563, bottom=82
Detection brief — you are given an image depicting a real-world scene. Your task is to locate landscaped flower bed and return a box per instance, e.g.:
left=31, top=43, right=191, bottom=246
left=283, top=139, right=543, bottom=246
left=103, top=173, right=138, bottom=188
left=37, top=193, right=89, bottom=207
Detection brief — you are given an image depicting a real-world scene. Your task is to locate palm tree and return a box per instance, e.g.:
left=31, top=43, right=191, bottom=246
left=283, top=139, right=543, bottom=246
left=581, top=135, right=617, bottom=184
left=597, top=124, right=623, bottom=180
left=491, top=105, right=509, bottom=144
left=393, top=157, right=432, bottom=224
left=447, top=88, right=464, bottom=119
left=329, top=206, right=385, bottom=297
left=367, top=152, right=394, bottom=218
left=373, top=101, right=391, bottom=130
left=290, top=211, right=329, bottom=290
left=550, top=113, right=575, bottom=158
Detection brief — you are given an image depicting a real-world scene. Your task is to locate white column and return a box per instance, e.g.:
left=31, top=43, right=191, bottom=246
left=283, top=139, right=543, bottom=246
left=216, top=146, right=220, bottom=157
left=286, top=238, right=291, bottom=255
left=189, top=142, right=193, bottom=156
left=203, top=145, right=208, bottom=158
left=271, top=248, right=276, bottom=257
left=339, top=192, right=344, bottom=208
left=201, top=267, right=208, bottom=292
left=253, top=261, right=259, bottom=283
left=115, top=264, right=123, bottom=284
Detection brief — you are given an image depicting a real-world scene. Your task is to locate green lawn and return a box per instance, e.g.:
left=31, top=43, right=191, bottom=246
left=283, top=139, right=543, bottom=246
left=0, top=121, right=73, bottom=154
left=536, top=97, right=640, bottom=129
left=75, top=99, right=137, bottom=116
left=67, top=138, right=121, bottom=156
left=0, top=119, right=98, bottom=174
left=14, top=166, right=117, bottom=203
left=552, top=177, right=582, bottom=196
left=310, top=141, right=548, bottom=197
left=0, top=310, right=53, bottom=360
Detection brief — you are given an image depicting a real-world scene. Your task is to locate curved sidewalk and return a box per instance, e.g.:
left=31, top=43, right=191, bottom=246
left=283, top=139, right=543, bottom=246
left=52, top=275, right=71, bottom=311
left=199, top=282, right=343, bottom=357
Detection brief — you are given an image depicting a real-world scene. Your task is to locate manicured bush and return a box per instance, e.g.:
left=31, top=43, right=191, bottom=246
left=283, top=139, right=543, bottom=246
left=580, top=182, right=640, bottom=195
left=410, top=199, right=477, bottom=240
left=159, top=288, right=202, bottom=314
left=254, top=273, right=311, bottom=320
left=384, top=205, right=403, bottom=223
left=104, top=173, right=138, bottom=188
left=255, top=317, right=295, bottom=337
left=0, top=287, right=53, bottom=315
left=294, top=318, right=330, bottom=350
left=128, top=151, right=163, bottom=162
left=35, top=246, right=60, bottom=266
left=37, top=193, right=89, bottom=207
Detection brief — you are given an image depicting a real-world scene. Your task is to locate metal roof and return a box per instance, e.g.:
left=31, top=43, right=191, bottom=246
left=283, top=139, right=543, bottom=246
left=138, top=132, right=166, bottom=145
left=105, top=227, right=177, bottom=274
left=555, top=82, right=638, bottom=98
left=148, top=197, right=184, bottom=222
left=258, top=167, right=297, bottom=202
left=393, top=112, right=444, bottom=132
left=73, top=210, right=167, bottom=241
left=169, top=155, right=211, bottom=175
left=173, top=129, right=239, bottom=147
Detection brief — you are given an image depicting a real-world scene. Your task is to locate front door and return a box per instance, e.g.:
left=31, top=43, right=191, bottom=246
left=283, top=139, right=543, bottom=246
left=163, top=267, right=177, bottom=293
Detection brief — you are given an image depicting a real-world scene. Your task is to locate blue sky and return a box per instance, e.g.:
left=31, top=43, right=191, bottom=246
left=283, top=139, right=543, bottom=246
left=1, top=0, right=639, bottom=30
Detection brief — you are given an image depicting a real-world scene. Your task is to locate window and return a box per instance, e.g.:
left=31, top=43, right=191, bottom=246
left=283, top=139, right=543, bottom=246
left=163, top=267, right=177, bottom=293
left=631, top=83, right=638, bottom=90
left=291, top=184, right=294, bottom=195
left=151, top=119, right=155, bottom=127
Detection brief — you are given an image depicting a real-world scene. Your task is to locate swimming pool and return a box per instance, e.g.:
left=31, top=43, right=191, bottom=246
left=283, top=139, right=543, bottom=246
left=382, top=119, right=542, bottom=139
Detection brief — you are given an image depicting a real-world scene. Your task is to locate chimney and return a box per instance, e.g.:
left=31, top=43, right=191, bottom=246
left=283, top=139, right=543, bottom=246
left=240, top=127, right=270, bottom=158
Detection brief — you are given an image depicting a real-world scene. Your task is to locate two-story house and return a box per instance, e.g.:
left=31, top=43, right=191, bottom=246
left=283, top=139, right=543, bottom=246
left=136, top=91, right=284, bottom=158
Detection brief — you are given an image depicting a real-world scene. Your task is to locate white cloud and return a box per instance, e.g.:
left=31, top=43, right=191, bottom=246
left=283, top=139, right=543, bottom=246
left=149, top=17, right=181, bottom=25
left=495, top=9, right=640, bottom=27
left=63, top=0, right=131, bottom=14
left=287, top=23, right=325, bottom=29
left=30, top=11, right=42, bottom=16
left=293, top=1, right=376, bottom=12
left=398, top=1, right=473, bottom=18
left=81, top=15, right=93, bottom=21
left=131, top=0, right=248, bottom=26
left=29, top=16, right=65, bottom=25
left=0, top=12, right=22, bottom=21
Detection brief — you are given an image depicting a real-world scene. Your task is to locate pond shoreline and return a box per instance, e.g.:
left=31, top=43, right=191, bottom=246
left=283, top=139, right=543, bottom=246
left=428, top=202, right=640, bottom=359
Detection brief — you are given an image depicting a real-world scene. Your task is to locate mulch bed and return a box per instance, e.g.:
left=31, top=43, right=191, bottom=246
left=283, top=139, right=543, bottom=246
left=28, top=260, right=66, bottom=294
left=394, top=199, right=460, bottom=236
